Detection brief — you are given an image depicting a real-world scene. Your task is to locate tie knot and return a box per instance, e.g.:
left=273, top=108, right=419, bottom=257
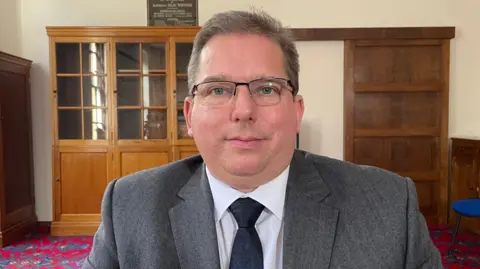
left=228, top=198, right=265, bottom=228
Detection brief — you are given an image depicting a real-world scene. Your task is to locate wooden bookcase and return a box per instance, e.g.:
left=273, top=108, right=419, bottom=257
left=46, top=27, right=201, bottom=236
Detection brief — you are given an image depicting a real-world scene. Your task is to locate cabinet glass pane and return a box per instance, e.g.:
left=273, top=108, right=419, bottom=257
left=142, top=43, right=166, bottom=74
left=144, top=109, right=167, bottom=139
left=118, top=109, right=141, bottom=139
left=57, top=77, right=81, bottom=107
left=58, top=110, right=82, bottom=139
left=176, top=76, right=189, bottom=107
left=177, top=110, right=189, bottom=139
left=56, top=43, right=80, bottom=74
left=83, top=76, right=107, bottom=107
left=84, top=109, right=107, bottom=140
left=82, top=43, right=107, bottom=75
left=143, top=76, right=166, bottom=107
left=116, top=43, right=140, bottom=74
left=117, top=77, right=141, bottom=107
left=176, top=43, right=193, bottom=74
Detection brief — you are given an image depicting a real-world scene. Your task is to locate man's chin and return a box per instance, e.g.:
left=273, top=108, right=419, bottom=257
left=222, top=159, right=266, bottom=176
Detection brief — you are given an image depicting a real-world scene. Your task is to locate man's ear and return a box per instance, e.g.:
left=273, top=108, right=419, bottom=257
left=184, top=96, right=194, bottom=137
left=294, top=95, right=304, bottom=133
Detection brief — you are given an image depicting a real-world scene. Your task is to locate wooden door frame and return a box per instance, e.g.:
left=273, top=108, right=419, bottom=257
left=290, top=27, right=455, bottom=41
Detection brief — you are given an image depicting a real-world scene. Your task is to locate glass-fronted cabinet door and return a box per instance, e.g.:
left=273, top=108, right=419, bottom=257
left=114, top=40, right=168, bottom=144
left=54, top=40, right=109, bottom=145
left=172, top=37, right=194, bottom=144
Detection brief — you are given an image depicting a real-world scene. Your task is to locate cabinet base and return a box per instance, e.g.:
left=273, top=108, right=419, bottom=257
left=51, top=221, right=100, bottom=236
left=0, top=215, right=37, bottom=247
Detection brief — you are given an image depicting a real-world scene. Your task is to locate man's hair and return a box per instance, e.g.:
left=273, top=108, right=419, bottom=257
left=187, top=9, right=300, bottom=95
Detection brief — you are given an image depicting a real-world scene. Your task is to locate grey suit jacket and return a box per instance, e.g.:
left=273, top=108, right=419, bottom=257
left=82, top=150, right=444, bottom=269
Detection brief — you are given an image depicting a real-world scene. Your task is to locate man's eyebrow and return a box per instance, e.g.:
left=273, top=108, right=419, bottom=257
left=201, top=74, right=279, bottom=83
left=201, top=75, right=229, bottom=83
left=253, top=74, right=275, bottom=80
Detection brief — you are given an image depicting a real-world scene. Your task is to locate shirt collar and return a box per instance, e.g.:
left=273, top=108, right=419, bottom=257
left=206, top=165, right=290, bottom=223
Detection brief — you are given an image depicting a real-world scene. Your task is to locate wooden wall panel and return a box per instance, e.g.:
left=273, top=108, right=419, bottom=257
left=344, top=39, right=450, bottom=224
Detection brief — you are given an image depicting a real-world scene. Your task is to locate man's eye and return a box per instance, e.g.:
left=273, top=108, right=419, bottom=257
left=260, top=87, right=274, bottom=94
left=212, top=88, right=225, bottom=95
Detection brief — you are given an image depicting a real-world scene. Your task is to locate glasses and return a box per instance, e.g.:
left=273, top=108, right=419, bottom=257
left=191, top=77, right=296, bottom=106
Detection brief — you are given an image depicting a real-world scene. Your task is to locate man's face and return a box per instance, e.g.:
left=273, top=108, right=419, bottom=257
left=184, top=33, right=304, bottom=190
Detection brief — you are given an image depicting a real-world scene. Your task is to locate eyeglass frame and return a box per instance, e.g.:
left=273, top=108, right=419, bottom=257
left=189, top=77, right=298, bottom=106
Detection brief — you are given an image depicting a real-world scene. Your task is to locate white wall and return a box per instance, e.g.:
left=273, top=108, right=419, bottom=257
left=0, top=0, right=21, bottom=55
left=16, top=0, right=480, bottom=221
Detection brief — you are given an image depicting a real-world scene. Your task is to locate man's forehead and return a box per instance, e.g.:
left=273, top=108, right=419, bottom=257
left=199, top=33, right=278, bottom=58
left=195, top=34, right=286, bottom=84
left=199, top=74, right=282, bottom=83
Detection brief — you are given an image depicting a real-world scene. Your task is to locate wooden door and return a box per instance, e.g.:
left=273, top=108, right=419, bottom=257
left=50, top=39, right=113, bottom=235
left=111, top=38, right=172, bottom=177
left=170, top=36, right=199, bottom=160
left=170, top=36, right=196, bottom=147
left=344, top=39, right=450, bottom=224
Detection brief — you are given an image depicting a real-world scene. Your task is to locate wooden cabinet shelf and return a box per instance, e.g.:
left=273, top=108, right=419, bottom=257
left=47, top=26, right=200, bottom=236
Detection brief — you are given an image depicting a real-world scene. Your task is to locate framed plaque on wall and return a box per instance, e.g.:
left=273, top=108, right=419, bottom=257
left=147, top=0, right=198, bottom=26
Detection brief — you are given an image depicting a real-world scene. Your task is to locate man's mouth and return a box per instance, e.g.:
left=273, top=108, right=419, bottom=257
left=227, top=136, right=263, bottom=148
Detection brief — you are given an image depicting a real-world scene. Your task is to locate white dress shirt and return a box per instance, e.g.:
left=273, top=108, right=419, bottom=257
left=206, top=165, right=289, bottom=269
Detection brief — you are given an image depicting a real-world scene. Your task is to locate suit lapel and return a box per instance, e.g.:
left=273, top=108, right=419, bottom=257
left=283, top=151, right=339, bottom=269
left=168, top=164, right=221, bottom=269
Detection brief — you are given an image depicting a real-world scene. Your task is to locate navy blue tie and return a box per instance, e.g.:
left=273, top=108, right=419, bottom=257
left=228, top=197, right=265, bottom=269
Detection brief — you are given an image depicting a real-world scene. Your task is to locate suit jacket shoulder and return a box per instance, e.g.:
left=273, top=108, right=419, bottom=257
left=84, top=155, right=207, bottom=269
left=112, top=154, right=204, bottom=206
left=304, top=150, right=410, bottom=214
left=284, top=150, right=443, bottom=269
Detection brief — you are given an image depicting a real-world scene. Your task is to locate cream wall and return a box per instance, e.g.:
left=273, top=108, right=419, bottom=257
left=0, top=0, right=21, bottom=55
left=16, top=0, right=480, bottom=221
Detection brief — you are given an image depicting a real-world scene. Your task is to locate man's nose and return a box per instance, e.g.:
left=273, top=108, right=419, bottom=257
left=231, top=85, right=256, bottom=122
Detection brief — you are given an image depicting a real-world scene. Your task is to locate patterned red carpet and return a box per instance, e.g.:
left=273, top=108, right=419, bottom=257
left=0, top=225, right=478, bottom=268
left=431, top=225, right=480, bottom=268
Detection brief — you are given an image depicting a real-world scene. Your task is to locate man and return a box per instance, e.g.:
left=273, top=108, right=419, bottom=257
left=82, top=10, right=444, bottom=269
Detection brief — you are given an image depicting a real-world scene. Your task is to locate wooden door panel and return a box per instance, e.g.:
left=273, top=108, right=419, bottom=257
left=415, top=181, right=437, bottom=222
left=354, top=137, right=439, bottom=173
left=59, top=152, right=108, bottom=215
left=354, top=138, right=388, bottom=170
left=120, top=151, right=169, bottom=177
left=389, top=137, right=439, bottom=172
left=173, top=145, right=199, bottom=160
left=354, top=44, right=442, bottom=83
left=179, top=149, right=199, bottom=160
left=354, top=92, right=439, bottom=130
